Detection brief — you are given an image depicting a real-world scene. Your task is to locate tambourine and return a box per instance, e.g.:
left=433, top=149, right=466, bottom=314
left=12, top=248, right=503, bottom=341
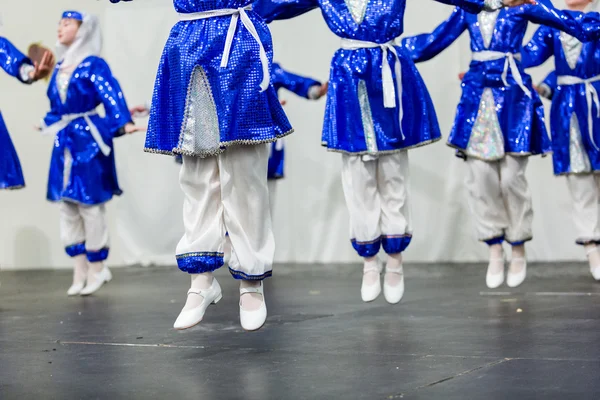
left=27, top=43, right=56, bottom=81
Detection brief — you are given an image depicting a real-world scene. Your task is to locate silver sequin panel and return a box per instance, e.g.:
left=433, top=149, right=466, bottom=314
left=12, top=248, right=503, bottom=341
left=569, top=113, right=591, bottom=174
left=559, top=32, right=583, bottom=70
left=177, top=66, right=221, bottom=157
left=466, top=88, right=505, bottom=160
left=344, top=0, right=369, bottom=25
left=57, top=70, right=71, bottom=104
left=357, top=79, right=378, bottom=154
left=478, top=9, right=500, bottom=49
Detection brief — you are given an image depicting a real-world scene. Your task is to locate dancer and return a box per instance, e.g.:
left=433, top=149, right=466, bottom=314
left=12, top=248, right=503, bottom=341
left=255, top=0, right=540, bottom=303
left=111, top=0, right=294, bottom=331
left=41, top=11, right=141, bottom=296
left=401, top=0, right=600, bottom=289
left=521, top=0, right=600, bottom=281
left=1, top=38, right=53, bottom=190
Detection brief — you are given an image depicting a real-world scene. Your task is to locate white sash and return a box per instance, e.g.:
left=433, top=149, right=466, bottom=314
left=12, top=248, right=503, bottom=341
left=42, top=111, right=111, bottom=156
left=557, top=75, right=600, bottom=151
left=472, top=51, right=532, bottom=98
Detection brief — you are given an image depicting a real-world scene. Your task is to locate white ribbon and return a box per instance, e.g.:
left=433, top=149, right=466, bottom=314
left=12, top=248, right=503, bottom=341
left=180, top=7, right=270, bottom=92
left=472, top=51, right=532, bottom=98
left=42, top=111, right=111, bottom=157
left=340, top=38, right=404, bottom=139
left=557, top=75, right=600, bottom=151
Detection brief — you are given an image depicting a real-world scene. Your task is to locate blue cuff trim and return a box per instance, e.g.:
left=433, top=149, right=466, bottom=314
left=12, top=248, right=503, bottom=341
left=506, top=237, right=532, bottom=246
left=229, top=268, right=272, bottom=281
left=177, top=252, right=224, bottom=274
left=87, top=247, right=109, bottom=262
left=351, top=238, right=381, bottom=258
left=65, top=242, right=86, bottom=257
left=381, top=235, right=412, bottom=254
left=484, top=236, right=505, bottom=246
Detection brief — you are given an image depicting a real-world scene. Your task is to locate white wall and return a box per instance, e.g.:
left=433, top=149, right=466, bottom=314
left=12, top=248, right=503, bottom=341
left=0, top=0, right=574, bottom=270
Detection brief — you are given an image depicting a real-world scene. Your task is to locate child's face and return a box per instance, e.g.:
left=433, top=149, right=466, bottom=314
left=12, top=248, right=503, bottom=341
left=565, top=0, right=592, bottom=10
left=57, top=18, right=80, bottom=46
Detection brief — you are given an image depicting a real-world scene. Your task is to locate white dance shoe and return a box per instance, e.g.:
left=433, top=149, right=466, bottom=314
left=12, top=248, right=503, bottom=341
left=361, top=262, right=382, bottom=302
left=590, top=265, right=600, bottom=281
left=239, top=281, right=267, bottom=331
left=173, top=278, right=223, bottom=330
left=67, top=282, right=85, bottom=296
left=486, top=258, right=505, bottom=289
left=383, top=265, right=405, bottom=304
left=80, top=267, right=112, bottom=296
left=507, top=258, right=527, bottom=288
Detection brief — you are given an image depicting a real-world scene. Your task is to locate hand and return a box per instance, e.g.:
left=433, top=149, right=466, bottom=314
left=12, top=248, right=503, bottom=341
left=280, top=99, right=287, bottom=106
left=458, top=72, right=466, bottom=81
left=29, top=51, right=55, bottom=82
left=124, top=123, right=146, bottom=134
left=33, top=124, right=42, bottom=131
left=503, top=0, right=537, bottom=6
left=316, top=82, right=329, bottom=99
left=130, top=105, right=149, bottom=117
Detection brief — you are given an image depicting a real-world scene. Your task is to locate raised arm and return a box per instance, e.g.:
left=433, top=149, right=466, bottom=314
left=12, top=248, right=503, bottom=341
left=0, top=37, right=33, bottom=83
left=402, top=8, right=468, bottom=63
left=254, top=0, right=320, bottom=23
left=434, top=0, right=536, bottom=14
left=521, top=25, right=554, bottom=69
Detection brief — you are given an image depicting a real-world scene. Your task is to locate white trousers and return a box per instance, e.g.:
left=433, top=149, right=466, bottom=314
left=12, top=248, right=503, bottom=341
left=341, top=152, right=412, bottom=257
left=268, top=179, right=277, bottom=218
left=177, top=144, right=275, bottom=280
left=566, top=174, right=600, bottom=244
left=465, top=156, right=533, bottom=244
left=59, top=201, right=109, bottom=261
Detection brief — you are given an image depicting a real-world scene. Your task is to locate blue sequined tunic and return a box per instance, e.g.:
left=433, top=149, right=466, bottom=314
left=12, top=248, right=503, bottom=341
left=43, top=57, right=132, bottom=205
left=0, top=37, right=32, bottom=190
left=145, top=0, right=293, bottom=158
left=256, top=0, right=490, bottom=156
left=522, top=10, right=600, bottom=176
left=402, top=1, right=600, bottom=160
left=269, top=62, right=321, bottom=179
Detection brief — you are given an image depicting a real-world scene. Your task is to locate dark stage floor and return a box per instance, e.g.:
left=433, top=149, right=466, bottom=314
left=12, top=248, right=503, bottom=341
left=0, top=262, right=599, bottom=399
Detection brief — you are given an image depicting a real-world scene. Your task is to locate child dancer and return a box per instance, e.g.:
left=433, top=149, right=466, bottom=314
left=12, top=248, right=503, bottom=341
left=401, top=0, right=600, bottom=289
left=255, top=0, right=538, bottom=303
left=41, top=11, right=140, bottom=296
left=111, top=0, right=294, bottom=331
left=522, top=0, right=600, bottom=281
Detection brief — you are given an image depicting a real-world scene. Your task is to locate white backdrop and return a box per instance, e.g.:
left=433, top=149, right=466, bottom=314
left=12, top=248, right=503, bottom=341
left=0, top=0, right=576, bottom=270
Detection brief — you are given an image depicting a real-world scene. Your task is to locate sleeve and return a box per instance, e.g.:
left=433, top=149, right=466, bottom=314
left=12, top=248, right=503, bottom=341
left=254, top=0, right=320, bottom=23
left=401, top=8, right=469, bottom=63
left=537, top=70, right=557, bottom=100
left=522, top=0, right=600, bottom=43
left=0, top=36, right=33, bottom=83
left=521, top=25, right=554, bottom=69
left=433, top=0, right=488, bottom=14
left=272, top=63, right=321, bottom=99
left=91, top=58, right=132, bottom=138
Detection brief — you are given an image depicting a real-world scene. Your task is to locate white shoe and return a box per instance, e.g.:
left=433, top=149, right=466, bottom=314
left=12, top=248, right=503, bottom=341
left=361, top=261, right=382, bottom=302
left=585, top=247, right=600, bottom=281
left=383, top=266, right=405, bottom=304
left=67, top=282, right=85, bottom=296
left=80, top=267, right=113, bottom=296
left=173, top=278, right=222, bottom=330
left=240, top=281, right=267, bottom=331
left=486, top=258, right=505, bottom=289
left=507, top=258, right=527, bottom=288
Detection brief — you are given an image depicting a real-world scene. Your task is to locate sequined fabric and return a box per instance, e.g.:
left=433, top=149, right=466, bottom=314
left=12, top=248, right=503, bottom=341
left=521, top=9, right=600, bottom=175
left=44, top=57, right=132, bottom=205
left=401, top=1, right=596, bottom=157
left=344, top=0, right=369, bottom=25
left=559, top=32, right=583, bottom=70
left=466, top=88, right=505, bottom=160
left=146, top=0, right=292, bottom=158
left=478, top=10, right=499, bottom=49
left=0, top=37, right=32, bottom=190
left=357, top=80, right=378, bottom=154
left=568, top=114, right=591, bottom=174
left=56, top=71, right=71, bottom=103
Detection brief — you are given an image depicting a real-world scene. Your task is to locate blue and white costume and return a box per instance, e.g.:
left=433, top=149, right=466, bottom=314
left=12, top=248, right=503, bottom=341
left=522, top=3, right=600, bottom=245
left=402, top=0, right=600, bottom=246
left=42, top=12, right=132, bottom=264
left=255, top=0, right=503, bottom=258
left=0, top=37, right=34, bottom=190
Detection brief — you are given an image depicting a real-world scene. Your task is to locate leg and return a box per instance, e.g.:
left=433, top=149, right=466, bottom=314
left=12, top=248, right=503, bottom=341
left=220, top=144, right=273, bottom=331
left=378, top=151, right=411, bottom=304
left=267, top=179, right=277, bottom=221
left=79, top=204, right=111, bottom=296
left=341, top=153, right=382, bottom=302
left=499, top=155, right=532, bottom=287
left=173, top=155, right=225, bottom=330
left=567, top=174, right=600, bottom=280
left=465, top=158, right=507, bottom=288
left=59, top=201, right=87, bottom=295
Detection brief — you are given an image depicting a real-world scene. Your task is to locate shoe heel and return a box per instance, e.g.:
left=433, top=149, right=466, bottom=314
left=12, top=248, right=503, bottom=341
left=213, top=293, right=223, bottom=304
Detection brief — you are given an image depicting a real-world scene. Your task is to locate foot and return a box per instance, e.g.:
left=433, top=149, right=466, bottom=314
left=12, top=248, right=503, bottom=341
left=361, top=257, right=382, bottom=302
left=507, top=245, right=527, bottom=288
left=67, top=255, right=88, bottom=296
left=173, top=277, right=222, bottom=330
left=486, top=244, right=505, bottom=289
left=80, top=266, right=112, bottom=296
left=384, top=266, right=405, bottom=304
left=239, top=281, right=267, bottom=331
left=585, top=245, right=600, bottom=281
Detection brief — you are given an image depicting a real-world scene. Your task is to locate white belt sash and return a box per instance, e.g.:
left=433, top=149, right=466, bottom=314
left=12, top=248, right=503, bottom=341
left=472, top=51, right=532, bottom=98
left=180, top=7, right=270, bottom=92
left=340, top=37, right=404, bottom=139
left=42, top=111, right=111, bottom=156
left=557, top=74, right=600, bottom=151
